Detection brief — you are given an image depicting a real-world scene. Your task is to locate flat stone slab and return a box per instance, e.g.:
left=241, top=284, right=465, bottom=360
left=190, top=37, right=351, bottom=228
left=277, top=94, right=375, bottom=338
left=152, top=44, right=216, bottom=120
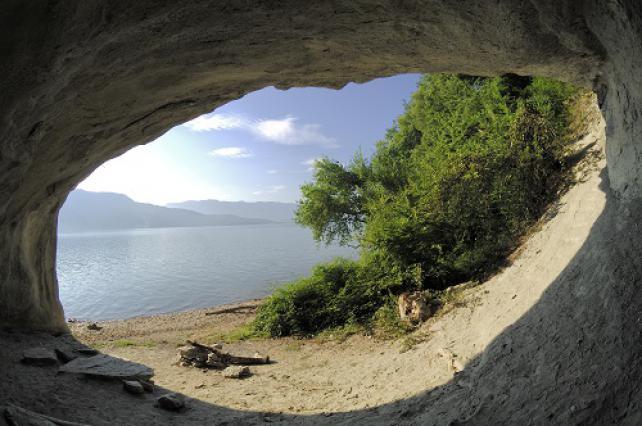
left=58, top=354, right=153, bottom=380
left=22, top=348, right=58, bottom=366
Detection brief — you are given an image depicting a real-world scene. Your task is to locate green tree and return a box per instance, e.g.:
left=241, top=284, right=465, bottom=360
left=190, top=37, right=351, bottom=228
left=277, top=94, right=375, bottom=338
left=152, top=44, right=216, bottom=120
left=254, top=73, right=582, bottom=336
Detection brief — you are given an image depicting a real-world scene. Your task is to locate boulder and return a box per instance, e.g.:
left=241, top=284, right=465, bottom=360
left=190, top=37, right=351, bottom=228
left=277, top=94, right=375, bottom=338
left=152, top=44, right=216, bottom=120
left=21, top=348, right=58, bottom=366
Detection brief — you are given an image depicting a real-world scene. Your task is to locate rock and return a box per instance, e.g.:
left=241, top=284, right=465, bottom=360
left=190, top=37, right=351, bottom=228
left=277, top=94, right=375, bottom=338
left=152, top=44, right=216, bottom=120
left=55, top=348, right=77, bottom=364
left=177, top=345, right=209, bottom=363
left=206, top=353, right=226, bottom=369
left=123, top=380, right=145, bottom=395
left=223, top=366, right=251, bottom=379
left=86, top=323, right=102, bottom=331
left=2, top=403, right=90, bottom=426
left=74, top=348, right=99, bottom=356
left=157, top=393, right=185, bottom=411
left=140, top=379, right=155, bottom=393
left=398, top=292, right=433, bottom=323
left=21, top=348, right=58, bottom=366
left=59, top=354, right=154, bottom=380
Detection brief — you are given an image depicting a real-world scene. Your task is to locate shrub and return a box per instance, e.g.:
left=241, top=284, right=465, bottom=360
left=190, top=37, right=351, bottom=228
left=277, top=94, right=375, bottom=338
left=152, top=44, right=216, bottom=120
left=252, top=258, right=364, bottom=337
left=256, top=74, right=585, bottom=337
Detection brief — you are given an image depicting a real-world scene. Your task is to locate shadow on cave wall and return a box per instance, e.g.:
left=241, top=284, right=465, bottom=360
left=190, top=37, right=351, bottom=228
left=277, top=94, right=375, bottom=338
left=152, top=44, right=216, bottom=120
left=1, top=170, right=641, bottom=426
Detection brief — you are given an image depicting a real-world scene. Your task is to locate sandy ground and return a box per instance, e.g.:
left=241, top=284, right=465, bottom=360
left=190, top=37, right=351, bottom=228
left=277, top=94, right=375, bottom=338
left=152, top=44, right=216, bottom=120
left=4, top=108, right=639, bottom=424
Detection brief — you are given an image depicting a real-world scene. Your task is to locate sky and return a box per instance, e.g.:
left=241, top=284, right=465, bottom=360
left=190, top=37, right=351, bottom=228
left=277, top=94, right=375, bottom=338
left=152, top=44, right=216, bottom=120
left=78, top=74, right=422, bottom=205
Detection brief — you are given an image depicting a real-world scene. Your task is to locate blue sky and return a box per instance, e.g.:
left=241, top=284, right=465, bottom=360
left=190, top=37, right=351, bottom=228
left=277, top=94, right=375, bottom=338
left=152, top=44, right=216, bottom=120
left=79, top=73, right=422, bottom=205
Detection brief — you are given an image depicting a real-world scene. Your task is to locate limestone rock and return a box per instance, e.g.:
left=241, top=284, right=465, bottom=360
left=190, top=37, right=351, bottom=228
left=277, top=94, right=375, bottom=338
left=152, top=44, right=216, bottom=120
left=0, top=2, right=642, bottom=425
left=157, top=393, right=185, bottom=412
left=59, top=354, right=154, bottom=380
left=21, top=348, right=58, bottom=366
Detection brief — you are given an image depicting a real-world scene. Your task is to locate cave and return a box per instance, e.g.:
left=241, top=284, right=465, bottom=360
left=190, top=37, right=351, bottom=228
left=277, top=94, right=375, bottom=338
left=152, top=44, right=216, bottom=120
left=1, top=1, right=641, bottom=423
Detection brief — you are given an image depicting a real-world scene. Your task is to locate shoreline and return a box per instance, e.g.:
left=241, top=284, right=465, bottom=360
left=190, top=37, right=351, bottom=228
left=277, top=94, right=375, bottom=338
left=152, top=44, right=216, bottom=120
left=67, top=298, right=265, bottom=325
left=69, top=298, right=264, bottom=347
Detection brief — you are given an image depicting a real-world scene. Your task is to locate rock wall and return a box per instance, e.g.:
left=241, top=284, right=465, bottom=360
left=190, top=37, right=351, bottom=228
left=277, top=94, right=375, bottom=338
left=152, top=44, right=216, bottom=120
left=0, top=1, right=639, bottom=336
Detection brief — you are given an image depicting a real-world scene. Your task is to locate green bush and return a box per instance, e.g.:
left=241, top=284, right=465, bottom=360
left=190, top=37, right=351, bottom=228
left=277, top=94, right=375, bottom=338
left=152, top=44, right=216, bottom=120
left=253, top=258, right=366, bottom=337
left=254, top=74, right=584, bottom=337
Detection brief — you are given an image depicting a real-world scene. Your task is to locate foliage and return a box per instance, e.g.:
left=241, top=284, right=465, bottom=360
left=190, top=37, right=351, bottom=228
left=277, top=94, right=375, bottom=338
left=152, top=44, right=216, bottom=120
left=253, top=258, right=375, bottom=337
left=372, top=295, right=415, bottom=339
left=254, top=74, right=582, bottom=337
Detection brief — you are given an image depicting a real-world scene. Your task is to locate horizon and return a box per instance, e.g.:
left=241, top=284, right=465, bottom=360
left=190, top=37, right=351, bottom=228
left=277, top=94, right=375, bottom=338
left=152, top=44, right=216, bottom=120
left=76, top=74, right=422, bottom=205
left=70, top=188, right=299, bottom=207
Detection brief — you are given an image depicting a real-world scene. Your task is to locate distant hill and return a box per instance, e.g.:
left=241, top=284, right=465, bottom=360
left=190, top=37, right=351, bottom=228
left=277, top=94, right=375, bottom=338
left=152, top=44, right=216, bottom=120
left=168, top=199, right=297, bottom=223
left=58, top=190, right=273, bottom=233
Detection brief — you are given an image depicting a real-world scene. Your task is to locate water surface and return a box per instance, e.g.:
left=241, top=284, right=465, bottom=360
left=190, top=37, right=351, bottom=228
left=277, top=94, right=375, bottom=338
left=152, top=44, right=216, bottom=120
left=57, top=223, right=357, bottom=320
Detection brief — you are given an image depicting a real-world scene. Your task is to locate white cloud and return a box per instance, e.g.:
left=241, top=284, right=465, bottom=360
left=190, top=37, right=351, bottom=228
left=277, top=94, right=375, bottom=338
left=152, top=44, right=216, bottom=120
left=252, top=185, right=285, bottom=195
left=303, top=157, right=323, bottom=171
left=255, top=118, right=294, bottom=141
left=267, top=169, right=278, bottom=174
left=183, top=112, right=337, bottom=148
left=183, top=114, right=245, bottom=132
left=208, top=147, right=253, bottom=159
left=254, top=117, right=337, bottom=147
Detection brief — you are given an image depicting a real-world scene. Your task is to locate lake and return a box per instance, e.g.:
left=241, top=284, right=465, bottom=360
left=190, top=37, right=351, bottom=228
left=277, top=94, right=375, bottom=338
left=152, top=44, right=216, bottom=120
left=57, top=223, right=358, bottom=320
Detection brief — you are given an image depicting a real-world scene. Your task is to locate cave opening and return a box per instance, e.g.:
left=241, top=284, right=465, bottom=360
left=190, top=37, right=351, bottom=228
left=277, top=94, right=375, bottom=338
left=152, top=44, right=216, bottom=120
left=1, top=1, right=641, bottom=423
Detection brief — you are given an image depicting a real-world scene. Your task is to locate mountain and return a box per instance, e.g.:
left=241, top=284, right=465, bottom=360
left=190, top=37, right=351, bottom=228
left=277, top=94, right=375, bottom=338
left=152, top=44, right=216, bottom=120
left=168, top=199, right=297, bottom=223
left=58, top=190, right=273, bottom=233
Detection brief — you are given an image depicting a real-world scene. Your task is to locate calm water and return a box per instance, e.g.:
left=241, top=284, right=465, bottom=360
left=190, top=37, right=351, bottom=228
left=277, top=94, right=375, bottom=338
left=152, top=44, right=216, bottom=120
left=57, top=223, right=357, bottom=320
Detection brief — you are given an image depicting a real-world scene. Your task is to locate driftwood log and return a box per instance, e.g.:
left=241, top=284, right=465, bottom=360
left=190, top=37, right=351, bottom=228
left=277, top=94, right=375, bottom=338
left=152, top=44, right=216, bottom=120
left=204, top=301, right=260, bottom=316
